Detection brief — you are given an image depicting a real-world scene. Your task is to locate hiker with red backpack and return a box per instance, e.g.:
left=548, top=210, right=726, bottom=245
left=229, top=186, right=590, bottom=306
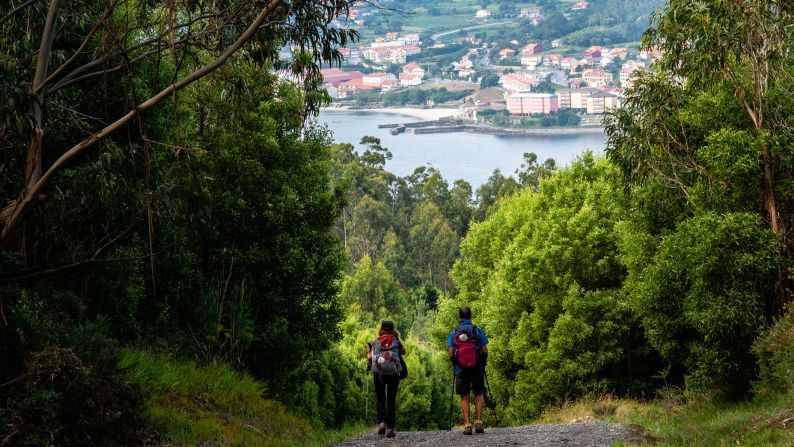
left=366, top=320, right=407, bottom=438
left=448, top=306, right=489, bottom=435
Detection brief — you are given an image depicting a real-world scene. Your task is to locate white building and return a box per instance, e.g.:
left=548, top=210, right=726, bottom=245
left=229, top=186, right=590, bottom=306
left=520, top=7, right=542, bottom=18
left=403, top=33, right=421, bottom=46
left=619, top=62, right=645, bottom=88
left=338, top=48, right=362, bottom=65
left=521, top=54, right=543, bottom=68
left=399, top=63, right=425, bottom=86
left=582, top=68, right=613, bottom=87
left=586, top=91, right=620, bottom=114
left=500, top=73, right=539, bottom=94
left=362, top=72, right=398, bottom=87
left=507, top=92, right=559, bottom=115
left=476, top=9, right=491, bottom=18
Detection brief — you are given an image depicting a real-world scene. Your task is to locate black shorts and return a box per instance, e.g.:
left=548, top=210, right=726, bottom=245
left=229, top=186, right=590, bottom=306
left=455, top=368, right=484, bottom=397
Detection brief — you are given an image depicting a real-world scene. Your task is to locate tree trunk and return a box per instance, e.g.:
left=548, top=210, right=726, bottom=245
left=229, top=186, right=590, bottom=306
left=762, top=152, right=790, bottom=311
left=26, top=0, right=62, bottom=192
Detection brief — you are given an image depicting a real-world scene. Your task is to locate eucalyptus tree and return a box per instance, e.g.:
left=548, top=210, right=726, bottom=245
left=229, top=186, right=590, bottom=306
left=0, top=0, right=358, bottom=249
left=606, top=0, right=794, bottom=310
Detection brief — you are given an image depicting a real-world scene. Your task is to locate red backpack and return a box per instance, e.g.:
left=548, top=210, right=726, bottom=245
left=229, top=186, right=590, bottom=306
left=453, top=323, right=479, bottom=369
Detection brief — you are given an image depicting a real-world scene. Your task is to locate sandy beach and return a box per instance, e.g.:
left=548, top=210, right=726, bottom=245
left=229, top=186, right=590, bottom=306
left=322, top=106, right=457, bottom=121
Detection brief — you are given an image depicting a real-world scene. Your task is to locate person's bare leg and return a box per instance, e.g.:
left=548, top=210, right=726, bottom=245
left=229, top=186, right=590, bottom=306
left=460, top=394, right=471, bottom=427
left=475, top=394, right=485, bottom=423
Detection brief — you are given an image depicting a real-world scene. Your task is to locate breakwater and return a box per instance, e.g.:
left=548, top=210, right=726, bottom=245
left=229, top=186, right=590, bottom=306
left=380, top=120, right=606, bottom=136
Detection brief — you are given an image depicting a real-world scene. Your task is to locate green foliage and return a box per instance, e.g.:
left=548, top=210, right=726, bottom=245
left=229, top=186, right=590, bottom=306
left=340, top=256, right=407, bottom=324
left=480, top=74, right=501, bottom=89
left=620, top=212, right=780, bottom=394
left=119, top=350, right=365, bottom=446
left=2, top=10, right=348, bottom=440
left=753, top=309, right=794, bottom=398
left=448, top=154, right=659, bottom=422
left=353, top=88, right=474, bottom=106
left=540, top=392, right=794, bottom=447
left=1, top=328, right=145, bottom=446
left=485, top=109, right=581, bottom=129
left=603, top=0, right=794, bottom=400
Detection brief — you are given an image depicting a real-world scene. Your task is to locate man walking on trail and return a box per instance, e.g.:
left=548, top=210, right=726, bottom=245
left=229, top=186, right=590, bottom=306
left=448, top=306, right=489, bottom=435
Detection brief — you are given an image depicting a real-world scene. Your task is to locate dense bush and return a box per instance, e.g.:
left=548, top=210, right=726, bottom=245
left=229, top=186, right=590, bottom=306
left=753, top=308, right=794, bottom=397
left=620, top=212, right=780, bottom=395
left=1, top=310, right=145, bottom=446
left=446, top=155, right=661, bottom=422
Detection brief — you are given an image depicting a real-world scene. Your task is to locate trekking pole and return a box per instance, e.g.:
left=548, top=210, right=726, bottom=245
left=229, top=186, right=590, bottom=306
left=365, top=370, right=369, bottom=422
left=484, top=371, right=501, bottom=425
left=448, top=369, right=456, bottom=430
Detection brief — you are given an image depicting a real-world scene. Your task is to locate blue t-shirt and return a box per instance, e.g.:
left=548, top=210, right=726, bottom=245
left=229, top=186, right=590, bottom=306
left=447, top=320, right=488, bottom=375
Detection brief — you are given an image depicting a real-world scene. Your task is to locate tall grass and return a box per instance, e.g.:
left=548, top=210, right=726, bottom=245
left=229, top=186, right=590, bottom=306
left=537, top=389, right=794, bottom=446
left=119, top=350, right=365, bottom=446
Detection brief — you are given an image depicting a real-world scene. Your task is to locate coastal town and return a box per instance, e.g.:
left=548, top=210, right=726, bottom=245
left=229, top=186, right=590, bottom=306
left=316, top=1, right=664, bottom=128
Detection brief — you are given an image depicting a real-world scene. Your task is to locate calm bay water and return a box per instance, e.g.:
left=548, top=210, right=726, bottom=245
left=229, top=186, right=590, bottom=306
left=317, top=110, right=607, bottom=187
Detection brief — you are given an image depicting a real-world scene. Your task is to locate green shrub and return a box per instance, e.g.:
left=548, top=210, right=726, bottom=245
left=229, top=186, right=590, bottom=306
left=753, top=308, right=794, bottom=397
left=623, top=212, right=780, bottom=396
left=1, top=344, right=145, bottom=447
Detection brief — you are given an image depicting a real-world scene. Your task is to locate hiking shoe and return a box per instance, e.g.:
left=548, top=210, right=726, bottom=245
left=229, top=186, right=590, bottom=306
left=463, top=425, right=473, bottom=435
left=386, top=428, right=396, bottom=438
left=377, top=422, right=386, bottom=435
left=475, top=422, right=484, bottom=434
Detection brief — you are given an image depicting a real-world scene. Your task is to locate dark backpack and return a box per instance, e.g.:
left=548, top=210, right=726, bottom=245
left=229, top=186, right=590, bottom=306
left=452, top=323, right=479, bottom=369
left=372, top=335, right=402, bottom=376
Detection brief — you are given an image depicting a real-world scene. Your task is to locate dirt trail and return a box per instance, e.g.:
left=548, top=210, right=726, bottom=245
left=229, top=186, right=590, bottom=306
left=333, top=422, right=647, bottom=447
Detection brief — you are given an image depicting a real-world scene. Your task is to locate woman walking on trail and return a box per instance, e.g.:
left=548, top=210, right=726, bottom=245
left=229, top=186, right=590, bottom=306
left=366, top=320, right=406, bottom=438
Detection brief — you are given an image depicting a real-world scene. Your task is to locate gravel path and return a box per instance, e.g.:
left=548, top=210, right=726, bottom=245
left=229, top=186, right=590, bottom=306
left=333, top=422, right=647, bottom=447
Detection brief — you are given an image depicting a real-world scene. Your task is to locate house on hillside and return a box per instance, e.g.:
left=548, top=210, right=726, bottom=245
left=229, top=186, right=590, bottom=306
left=582, top=68, right=613, bottom=87
left=403, top=33, right=421, bottom=46
left=362, top=45, right=419, bottom=64
left=362, top=72, right=398, bottom=88
left=552, top=39, right=563, bottom=48
left=500, top=72, right=539, bottom=94
left=338, top=48, right=362, bottom=65
left=572, top=1, right=589, bottom=10
left=609, top=47, right=629, bottom=61
left=476, top=9, right=491, bottom=18
left=520, top=7, right=542, bottom=18
left=338, top=79, right=376, bottom=98
left=640, top=47, right=664, bottom=61
left=543, top=54, right=562, bottom=67
left=522, top=43, right=542, bottom=54
left=323, top=83, right=340, bottom=99
left=561, top=57, right=577, bottom=71
left=399, top=63, right=425, bottom=87
left=585, top=46, right=603, bottom=59
left=454, top=56, right=475, bottom=77
left=499, top=48, right=516, bottom=59
left=620, top=62, right=645, bottom=88
left=320, top=68, right=363, bottom=86
left=381, top=79, right=401, bottom=92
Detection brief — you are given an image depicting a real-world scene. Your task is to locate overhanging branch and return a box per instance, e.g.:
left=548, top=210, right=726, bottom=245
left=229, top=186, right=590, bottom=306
left=0, top=0, right=285, bottom=246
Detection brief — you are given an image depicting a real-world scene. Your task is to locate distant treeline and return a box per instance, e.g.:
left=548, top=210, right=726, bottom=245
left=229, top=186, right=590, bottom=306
left=353, top=87, right=474, bottom=106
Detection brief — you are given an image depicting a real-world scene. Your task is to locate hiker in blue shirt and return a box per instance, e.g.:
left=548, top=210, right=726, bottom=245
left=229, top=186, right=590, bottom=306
left=448, top=306, right=489, bottom=435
